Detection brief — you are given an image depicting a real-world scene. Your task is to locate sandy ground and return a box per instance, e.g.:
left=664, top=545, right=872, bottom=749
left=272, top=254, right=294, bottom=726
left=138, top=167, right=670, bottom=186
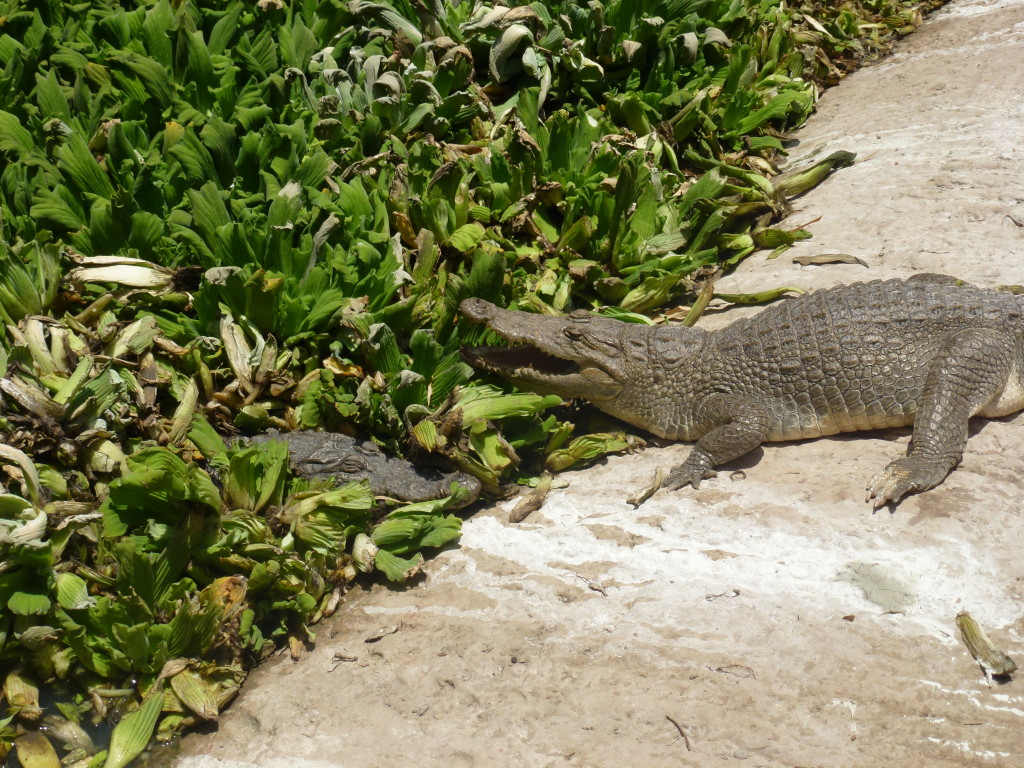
left=173, top=1, right=1024, bottom=766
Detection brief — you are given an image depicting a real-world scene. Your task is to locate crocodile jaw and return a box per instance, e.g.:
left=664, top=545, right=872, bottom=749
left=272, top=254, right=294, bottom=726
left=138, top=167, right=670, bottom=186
left=460, top=299, right=622, bottom=402
left=461, top=344, right=620, bottom=400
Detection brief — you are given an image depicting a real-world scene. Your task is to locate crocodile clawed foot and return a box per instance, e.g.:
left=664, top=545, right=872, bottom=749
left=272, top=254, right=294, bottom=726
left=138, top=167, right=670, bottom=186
left=664, top=465, right=717, bottom=491
left=866, top=456, right=951, bottom=509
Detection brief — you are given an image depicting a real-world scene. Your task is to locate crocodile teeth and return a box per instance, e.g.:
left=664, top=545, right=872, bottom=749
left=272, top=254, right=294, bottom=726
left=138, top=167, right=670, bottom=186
left=464, top=345, right=579, bottom=376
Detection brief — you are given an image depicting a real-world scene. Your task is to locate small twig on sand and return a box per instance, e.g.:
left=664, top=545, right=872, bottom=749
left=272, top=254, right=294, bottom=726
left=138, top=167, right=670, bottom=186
left=569, top=571, right=608, bottom=596
left=666, top=715, right=692, bottom=751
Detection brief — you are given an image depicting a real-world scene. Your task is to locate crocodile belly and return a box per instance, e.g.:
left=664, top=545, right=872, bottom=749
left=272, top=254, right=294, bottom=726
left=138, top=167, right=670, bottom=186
left=763, top=386, right=918, bottom=442
left=978, top=367, right=1024, bottom=417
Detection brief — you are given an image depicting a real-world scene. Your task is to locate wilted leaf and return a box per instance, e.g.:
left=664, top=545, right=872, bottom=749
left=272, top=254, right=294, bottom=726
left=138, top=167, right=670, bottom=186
left=490, top=24, right=534, bottom=82
left=714, top=286, right=805, bottom=305
left=509, top=472, right=552, bottom=523
left=5, top=668, right=42, bottom=718
left=373, top=548, right=423, bottom=582
left=792, top=253, right=868, bottom=267
left=626, top=467, right=664, bottom=508
left=170, top=669, right=220, bottom=721
left=956, top=611, right=1017, bottom=677
left=753, top=227, right=811, bottom=249
left=13, top=732, right=60, bottom=768
left=545, top=432, right=636, bottom=472
left=775, top=151, right=857, bottom=198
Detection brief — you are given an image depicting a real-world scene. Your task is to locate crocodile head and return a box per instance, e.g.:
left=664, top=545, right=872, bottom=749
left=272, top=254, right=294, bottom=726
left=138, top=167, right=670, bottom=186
left=243, top=430, right=482, bottom=509
left=460, top=298, right=628, bottom=404
left=460, top=299, right=709, bottom=438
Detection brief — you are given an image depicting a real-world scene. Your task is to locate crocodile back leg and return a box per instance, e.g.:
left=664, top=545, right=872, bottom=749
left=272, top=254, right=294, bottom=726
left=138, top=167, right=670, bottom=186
left=866, top=327, right=1019, bottom=507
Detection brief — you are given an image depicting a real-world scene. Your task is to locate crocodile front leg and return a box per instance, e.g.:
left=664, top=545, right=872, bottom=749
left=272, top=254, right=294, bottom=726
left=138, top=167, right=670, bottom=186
left=664, top=394, right=771, bottom=490
left=866, top=328, right=1018, bottom=508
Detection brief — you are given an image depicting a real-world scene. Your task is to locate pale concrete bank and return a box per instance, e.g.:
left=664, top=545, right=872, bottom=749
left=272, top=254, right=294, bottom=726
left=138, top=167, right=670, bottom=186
left=174, top=1, right=1024, bottom=766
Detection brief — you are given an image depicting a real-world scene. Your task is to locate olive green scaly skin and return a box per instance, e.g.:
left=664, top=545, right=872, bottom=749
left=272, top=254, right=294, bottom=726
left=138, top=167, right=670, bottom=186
left=461, top=275, right=1024, bottom=508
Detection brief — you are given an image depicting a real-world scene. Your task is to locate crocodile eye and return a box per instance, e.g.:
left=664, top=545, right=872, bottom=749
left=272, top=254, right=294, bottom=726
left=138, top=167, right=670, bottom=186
left=564, top=326, right=586, bottom=341
left=338, top=456, right=368, bottom=473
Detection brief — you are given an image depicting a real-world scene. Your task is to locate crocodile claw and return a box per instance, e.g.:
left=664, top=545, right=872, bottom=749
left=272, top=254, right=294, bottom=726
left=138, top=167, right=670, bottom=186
left=664, top=465, right=717, bottom=491
left=866, top=456, right=951, bottom=509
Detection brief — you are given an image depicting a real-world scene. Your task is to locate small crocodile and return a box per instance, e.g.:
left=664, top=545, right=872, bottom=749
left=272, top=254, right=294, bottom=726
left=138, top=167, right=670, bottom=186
left=460, top=275, right=1024, bottom=508
left=243, top=430, right=481, bottom=509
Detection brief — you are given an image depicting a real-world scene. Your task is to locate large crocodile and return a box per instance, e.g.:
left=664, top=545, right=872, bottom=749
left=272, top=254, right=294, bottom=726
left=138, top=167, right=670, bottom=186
left=242, top=430, right=481, bottom=509
left=460, top=275, right=1024, bottom=508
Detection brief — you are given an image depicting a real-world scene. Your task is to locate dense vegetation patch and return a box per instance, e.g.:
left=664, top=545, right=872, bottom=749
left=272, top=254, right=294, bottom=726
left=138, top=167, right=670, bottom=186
left=0, top=0, right=933, bottom=762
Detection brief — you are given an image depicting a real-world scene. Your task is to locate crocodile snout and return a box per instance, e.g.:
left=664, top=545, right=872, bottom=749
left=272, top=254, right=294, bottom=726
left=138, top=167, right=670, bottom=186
left=459, top=298, right=497, bottom=323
